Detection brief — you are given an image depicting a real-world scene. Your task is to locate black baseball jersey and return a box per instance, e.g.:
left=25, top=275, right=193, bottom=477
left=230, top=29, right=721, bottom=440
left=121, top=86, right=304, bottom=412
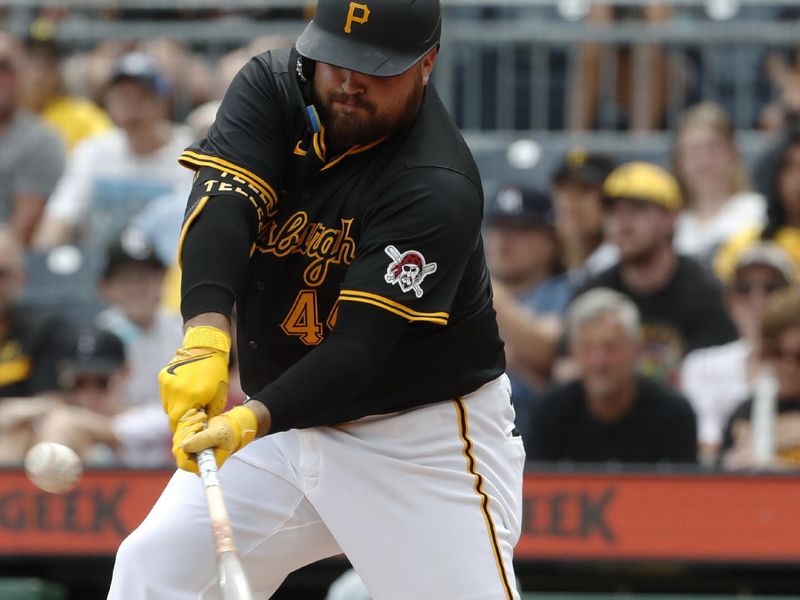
left=0, top=307, right=73, bottom=397
left=178, top=48, right=504, bottom=428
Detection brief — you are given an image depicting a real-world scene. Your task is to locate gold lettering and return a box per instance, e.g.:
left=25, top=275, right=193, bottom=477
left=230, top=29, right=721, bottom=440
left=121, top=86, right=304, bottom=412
left=345, top=2, right=370, bottom=34
left=255, top=214, right=357, bottom=287
left=204, top=171, right=278, bottom=217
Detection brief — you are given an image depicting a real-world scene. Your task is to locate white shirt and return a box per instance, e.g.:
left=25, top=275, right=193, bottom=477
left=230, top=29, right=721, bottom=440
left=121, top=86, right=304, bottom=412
left=111, top=403, right=172, bottom=467
left=674, top=192, right=766, bottom=262
left=681, top=339, right=752, bottom=446
left=97, top=307, right=184, bottom=408
left=44, top=126, right=193, bottom=229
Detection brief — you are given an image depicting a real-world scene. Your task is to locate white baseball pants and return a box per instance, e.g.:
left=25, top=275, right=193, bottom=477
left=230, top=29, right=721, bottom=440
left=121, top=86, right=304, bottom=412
left=107, top=375, right=525, bottom=599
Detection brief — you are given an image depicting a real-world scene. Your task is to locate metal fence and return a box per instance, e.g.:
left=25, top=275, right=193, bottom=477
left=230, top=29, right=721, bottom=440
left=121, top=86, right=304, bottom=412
left=439, top=9, right=800, bottom=132
left=3, top=1, right=799, bottom=134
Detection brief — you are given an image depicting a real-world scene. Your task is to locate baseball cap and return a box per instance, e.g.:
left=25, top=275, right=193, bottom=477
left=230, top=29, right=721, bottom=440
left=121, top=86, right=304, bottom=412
left=296, top=0, right=441, bottom=76
left=552, top=147, right=615, bottom=187
left=486, top=184, right=553, bottom=228
left=102, top=227, right=166, bottom=280
left=24, top=19, right=61, bottom=60
left=603, top=162, right=682, bottom=213
left=108, top=52, right=169, bottom=96
left=62, top=327, right=126, bottom=377
left=733, top=243, right=798, bottom=285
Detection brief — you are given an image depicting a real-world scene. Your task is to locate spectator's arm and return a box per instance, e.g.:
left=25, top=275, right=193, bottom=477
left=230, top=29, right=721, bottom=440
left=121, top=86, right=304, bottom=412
left=0, top=396, right=64, bottom=464
left=9, top=193, right=47, bottom=246
left=492, top=279, right=561, bottom=378
left=32, top=139, right=94, bottom=249
left=14, top=127, right=65, bottom=246
left=0, top=396, right=61, bottom=432
left=37, top=406, right=118, bottom=459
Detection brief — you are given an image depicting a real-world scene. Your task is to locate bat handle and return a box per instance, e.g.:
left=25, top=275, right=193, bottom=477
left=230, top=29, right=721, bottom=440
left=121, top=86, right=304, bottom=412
left=195, top=439, right=254, bottom=599
left=197, top=448, right=238, bottom=555
left=198, top=448, right=222, bottom=489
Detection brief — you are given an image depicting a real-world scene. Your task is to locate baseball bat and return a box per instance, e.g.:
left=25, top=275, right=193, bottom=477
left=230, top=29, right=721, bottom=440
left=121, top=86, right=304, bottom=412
left=197, top=448, right=254, bottom=600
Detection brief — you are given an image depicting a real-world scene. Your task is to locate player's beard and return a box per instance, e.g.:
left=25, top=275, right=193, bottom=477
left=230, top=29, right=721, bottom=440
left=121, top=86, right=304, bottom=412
left=315, top=75, right=425, bottom=150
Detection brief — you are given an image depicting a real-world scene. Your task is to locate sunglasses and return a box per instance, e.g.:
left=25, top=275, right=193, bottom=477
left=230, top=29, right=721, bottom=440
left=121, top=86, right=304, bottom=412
left=69, top=374, right=112, bottom=391
left=732, top=281, right=787, bottom=296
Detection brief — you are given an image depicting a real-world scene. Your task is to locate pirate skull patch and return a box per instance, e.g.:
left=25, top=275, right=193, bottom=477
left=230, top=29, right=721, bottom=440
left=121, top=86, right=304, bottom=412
left=384, top=245, right=437, bottom=298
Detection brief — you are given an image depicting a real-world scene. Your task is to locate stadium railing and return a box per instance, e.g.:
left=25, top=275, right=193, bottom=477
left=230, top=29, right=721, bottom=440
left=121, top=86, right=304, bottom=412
left=1, top=0, right=796, bottom=133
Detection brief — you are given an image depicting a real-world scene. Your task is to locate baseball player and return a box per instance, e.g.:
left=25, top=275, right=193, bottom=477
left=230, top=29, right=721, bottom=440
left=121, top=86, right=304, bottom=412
left=108, top=1, right=524, bottom=598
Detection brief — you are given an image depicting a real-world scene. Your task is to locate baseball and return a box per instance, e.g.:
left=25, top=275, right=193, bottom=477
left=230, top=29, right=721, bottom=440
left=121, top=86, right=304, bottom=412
left=24, top=442, right=83, bottom=494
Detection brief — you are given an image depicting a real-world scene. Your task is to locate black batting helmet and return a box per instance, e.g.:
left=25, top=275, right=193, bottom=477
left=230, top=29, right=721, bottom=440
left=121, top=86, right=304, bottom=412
left=295, top=0, right=441, bottom=77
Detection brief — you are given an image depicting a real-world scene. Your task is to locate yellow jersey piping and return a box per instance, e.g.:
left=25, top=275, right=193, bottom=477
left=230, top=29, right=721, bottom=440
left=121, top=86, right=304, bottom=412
left=338, top=290, right=449, bottom=325
left=178, top=151, right=278, bottom=207
left=176, top=195, right=210, bottom=268
left=453, top=398, right=515, bottom=600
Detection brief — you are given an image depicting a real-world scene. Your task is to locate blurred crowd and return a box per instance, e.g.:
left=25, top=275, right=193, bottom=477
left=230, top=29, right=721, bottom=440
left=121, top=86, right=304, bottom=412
left=1, top=7, right=800, bottom=474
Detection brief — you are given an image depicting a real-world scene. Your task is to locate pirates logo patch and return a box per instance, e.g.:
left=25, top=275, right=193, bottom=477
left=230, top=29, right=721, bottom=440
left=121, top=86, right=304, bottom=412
left=384, top=245, right=437, bottom=298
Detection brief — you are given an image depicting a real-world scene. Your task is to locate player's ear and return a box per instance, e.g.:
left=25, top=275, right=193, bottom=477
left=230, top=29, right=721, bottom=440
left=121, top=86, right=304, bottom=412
left=420, top=47, right=438, bottom=86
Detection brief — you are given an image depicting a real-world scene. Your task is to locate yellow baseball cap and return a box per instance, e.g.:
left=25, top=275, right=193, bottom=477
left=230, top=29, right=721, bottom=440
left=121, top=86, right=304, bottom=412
left=603, top=162, right=682, bottom=213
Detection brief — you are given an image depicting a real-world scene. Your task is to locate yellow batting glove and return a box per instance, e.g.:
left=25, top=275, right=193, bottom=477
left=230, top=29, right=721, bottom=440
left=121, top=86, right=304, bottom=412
left=177, top=405, right=259, bottom=474
left=171, top=408, right=208, bottom=474
left=159, top=325, right=231, bottom=432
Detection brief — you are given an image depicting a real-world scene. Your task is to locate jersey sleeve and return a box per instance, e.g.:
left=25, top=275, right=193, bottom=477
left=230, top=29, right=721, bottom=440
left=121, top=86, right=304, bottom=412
left=338, top=168, right=483, bottom=326
left=177, top=55, right=289, bottom=240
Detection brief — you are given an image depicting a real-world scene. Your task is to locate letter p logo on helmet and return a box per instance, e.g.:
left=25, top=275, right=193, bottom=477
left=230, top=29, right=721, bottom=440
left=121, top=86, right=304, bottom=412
left=345, top=2, right=370, bottom=33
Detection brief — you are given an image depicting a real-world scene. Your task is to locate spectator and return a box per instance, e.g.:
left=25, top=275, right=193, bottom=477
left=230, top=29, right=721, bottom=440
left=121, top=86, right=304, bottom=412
left=0, top=225, right=72, bottom=399
left=60, top=39, right=135, bottom=106
left=19, top=20, right=111, bottom=151
left=0, top=31, right=65, bottom=246
left=760, top=47, right=800, bottom=132
left=137, top=38, right=213, bottom=120
left=673, top=102, right=765, bottom=264
left=528, top=288, right=697, bottom=464
left=214, top=36, right=293, bottom=99
left=0, top=327, right=172, bottom=466
left=184, top=99, right=220, bottom=143
left=682, top=244, right=797, bottom=465
left=96, top=228, right=183, bottom=408
left=715, top=123, right=800, bottom=279
left=486, top=184, right=571, bottom=440
left=34, top=51, right=193, bottom=249
left=551, top=148, right=618, bottom=287
left=576, top=162, right=737, bottom=385
left=720, top=288, right=800, bottom=470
